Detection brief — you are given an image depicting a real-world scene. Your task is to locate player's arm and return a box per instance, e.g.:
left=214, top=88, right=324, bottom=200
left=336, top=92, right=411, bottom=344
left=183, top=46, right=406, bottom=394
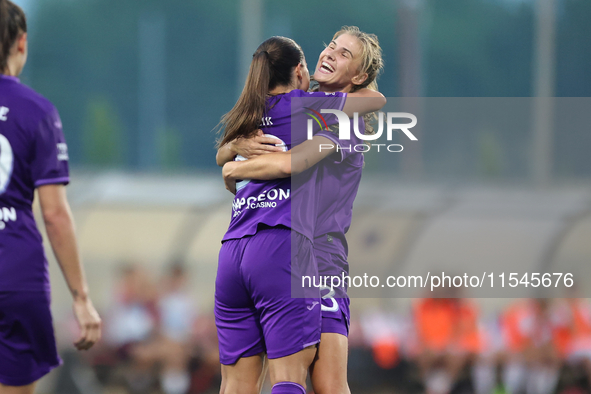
left=38, top=184, right=101, bottom=351
left=216, top=130, right=284, bottom=166
left=342, top=88, right=386, bottom=117
left=222, top=135, right=336, bottom=194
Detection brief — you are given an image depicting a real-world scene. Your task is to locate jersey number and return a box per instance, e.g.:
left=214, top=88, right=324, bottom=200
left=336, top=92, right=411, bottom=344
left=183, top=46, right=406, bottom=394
left=0, top=134, right=14, bottom=195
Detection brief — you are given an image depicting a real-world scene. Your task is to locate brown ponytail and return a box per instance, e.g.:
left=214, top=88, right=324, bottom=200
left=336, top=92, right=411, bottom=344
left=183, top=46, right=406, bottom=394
left=0, top=0, right=27, bottom=74
left=216, top=36, right=304, bottom=148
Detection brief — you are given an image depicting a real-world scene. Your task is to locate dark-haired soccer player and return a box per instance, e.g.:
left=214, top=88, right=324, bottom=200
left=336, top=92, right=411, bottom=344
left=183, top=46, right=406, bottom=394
left=0, top=1, right=101, bottom=392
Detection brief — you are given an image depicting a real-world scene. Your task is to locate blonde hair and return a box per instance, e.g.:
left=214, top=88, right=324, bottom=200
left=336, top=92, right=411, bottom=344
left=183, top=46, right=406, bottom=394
left=332, top=26, right=383, bottom=93
left=333, top=26, right=384, bottom=133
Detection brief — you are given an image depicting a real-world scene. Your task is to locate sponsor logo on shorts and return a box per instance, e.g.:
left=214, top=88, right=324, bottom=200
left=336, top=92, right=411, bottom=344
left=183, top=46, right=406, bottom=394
left=307, top=301, right=320, bottom=311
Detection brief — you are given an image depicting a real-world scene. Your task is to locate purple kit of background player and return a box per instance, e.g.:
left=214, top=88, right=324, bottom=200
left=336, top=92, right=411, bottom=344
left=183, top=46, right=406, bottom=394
left=0, top=75, right=68, bottom=290
left=0, top=74, right=66, bottom=385
left=0, top=2, right=101, bottom=390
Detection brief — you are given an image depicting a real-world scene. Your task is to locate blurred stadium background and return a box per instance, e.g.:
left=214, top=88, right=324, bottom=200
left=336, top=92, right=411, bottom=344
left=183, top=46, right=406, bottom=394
left=10, top=0, right=591, bottom=393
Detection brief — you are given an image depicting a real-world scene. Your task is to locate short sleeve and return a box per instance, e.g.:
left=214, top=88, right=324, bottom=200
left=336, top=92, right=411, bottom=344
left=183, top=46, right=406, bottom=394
left=316, top=116, right=365, bottom=163
left=30, top=107, right=70, bottom=188
left=290, top=91, right=348, bottom=146
left=302, top=91, right=347, bottom=114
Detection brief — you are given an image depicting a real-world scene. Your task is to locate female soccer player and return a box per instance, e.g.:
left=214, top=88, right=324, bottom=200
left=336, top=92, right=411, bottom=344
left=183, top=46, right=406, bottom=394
left=0, top=1, right=101, bottom=392
left=218, top=26, right=384, bottom=394
left=215, top=35, right=385, bottom=394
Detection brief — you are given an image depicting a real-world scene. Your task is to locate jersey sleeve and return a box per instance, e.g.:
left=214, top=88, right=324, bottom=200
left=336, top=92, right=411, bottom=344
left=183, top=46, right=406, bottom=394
left=302, top=91, right=347, bottom=115
left=316, top=116, right=365, bottom=163
left=30, top=107, right=70, bottom=188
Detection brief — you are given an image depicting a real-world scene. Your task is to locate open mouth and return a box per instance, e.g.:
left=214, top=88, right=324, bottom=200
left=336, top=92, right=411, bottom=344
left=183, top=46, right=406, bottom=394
left=318, top=61, right=335, bottom=74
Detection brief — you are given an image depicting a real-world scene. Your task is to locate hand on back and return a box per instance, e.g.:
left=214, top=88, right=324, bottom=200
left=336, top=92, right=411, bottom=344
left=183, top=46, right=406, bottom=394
left=231, top=130, right=283, bottom=159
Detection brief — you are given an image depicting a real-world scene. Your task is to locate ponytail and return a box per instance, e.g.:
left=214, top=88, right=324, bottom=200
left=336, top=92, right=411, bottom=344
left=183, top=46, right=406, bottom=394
left=217, top=51, right=271, bottom=148
left=216, top=36, right=304, bottom=148
left=0, top=0, right=27, bottom=73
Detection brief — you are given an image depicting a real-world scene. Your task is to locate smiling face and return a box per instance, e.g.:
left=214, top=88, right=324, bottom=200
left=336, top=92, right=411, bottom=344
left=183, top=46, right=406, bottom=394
left=313, top=33, right=367, bottom=93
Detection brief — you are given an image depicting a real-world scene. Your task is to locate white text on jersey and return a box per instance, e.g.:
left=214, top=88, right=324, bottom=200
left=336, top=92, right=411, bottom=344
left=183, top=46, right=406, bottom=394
left=0, top=206, right=17, bottom=230
left=0, top=107, right=9, bottom=121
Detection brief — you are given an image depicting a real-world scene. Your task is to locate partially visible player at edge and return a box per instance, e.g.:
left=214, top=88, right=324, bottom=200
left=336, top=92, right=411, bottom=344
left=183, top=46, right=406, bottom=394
left=214, top=36, right=385, bottom=394
left=217, top=26, right=384, bottom=394
left=0, top=1, right=101, bottom=392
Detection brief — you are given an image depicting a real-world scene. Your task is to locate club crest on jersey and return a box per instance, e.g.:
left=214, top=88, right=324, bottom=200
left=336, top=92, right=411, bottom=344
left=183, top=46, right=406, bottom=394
left=57, top=143, right=69, bottom=161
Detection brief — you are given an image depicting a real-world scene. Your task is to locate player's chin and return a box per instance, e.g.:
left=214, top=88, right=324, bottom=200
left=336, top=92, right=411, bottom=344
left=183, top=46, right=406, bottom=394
left=313, top=71, right=330, bottom=83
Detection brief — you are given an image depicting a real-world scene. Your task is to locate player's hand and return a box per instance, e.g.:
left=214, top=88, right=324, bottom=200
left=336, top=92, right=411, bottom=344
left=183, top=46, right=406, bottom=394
left=231, top=129, right=283, bottom=159
left=72, top=297, right=102, bottom=351
left=222, top=162, right=238, bottom=195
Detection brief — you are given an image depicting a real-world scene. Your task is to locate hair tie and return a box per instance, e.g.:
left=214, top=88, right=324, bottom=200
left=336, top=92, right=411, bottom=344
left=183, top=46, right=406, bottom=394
left=254, top=50, right=269, bottom=58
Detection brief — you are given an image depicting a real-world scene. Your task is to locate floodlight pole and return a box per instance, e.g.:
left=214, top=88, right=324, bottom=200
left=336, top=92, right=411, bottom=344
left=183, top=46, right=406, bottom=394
left=238, top=0, right=263, bottom=98
left=397, top=0, right=424, bottom=178
left=532, top=0, right=557, bottom=186
left=138, top=11, right=166, bottom=170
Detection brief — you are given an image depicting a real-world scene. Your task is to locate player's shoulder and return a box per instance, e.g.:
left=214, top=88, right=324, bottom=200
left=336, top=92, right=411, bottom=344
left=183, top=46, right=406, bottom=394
left=294, top=89, right=346, bottom=98
left=8, top=82, right=57, bottom=120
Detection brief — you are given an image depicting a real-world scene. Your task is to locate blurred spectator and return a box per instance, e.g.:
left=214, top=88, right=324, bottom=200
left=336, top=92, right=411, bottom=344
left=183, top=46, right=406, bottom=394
left=189, top=313, right=222, bottom=393
left=553, top=291, right=591, bottom=393
left=100, top=262, right=198, bottom=394
left=499, top=299, right=562, bottom=394
left=127, top=263, right=195, bottom=394
left=359, top=307, right=402, bottom=370
left=103, top=263, right=160, bottom=392
left=156, top=263, right=195, bottom=394
left=410, top=292, right=484, bottom=394
left=159, top=263, right=196, bottom=343
left=106, top=264, right=159, bottom=348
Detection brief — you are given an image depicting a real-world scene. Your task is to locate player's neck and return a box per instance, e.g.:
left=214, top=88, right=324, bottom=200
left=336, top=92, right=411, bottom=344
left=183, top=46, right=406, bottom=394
left=317, top=82, right=353, bottom=94
left=2, top=61, right=22, bottom=77
left=268, top=84, right=295, bottom=95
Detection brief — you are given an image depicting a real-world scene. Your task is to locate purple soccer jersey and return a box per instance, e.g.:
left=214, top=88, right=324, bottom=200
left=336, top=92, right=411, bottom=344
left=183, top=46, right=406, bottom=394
left=313, top=116, right=365, bottom=331
left=314, top=116, right=365, bottom=259
left=222, top=89, right=346, bottom=242
left=0, top=74, right=70, bottom=292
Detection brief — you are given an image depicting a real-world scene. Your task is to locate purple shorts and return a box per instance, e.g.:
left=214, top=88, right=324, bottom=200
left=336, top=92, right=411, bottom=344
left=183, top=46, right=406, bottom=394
left=215, top=227, right=321, bottom=365
left=316, top=249, right=350, bottom=337
left=0, top=291, right=62, bottom=386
